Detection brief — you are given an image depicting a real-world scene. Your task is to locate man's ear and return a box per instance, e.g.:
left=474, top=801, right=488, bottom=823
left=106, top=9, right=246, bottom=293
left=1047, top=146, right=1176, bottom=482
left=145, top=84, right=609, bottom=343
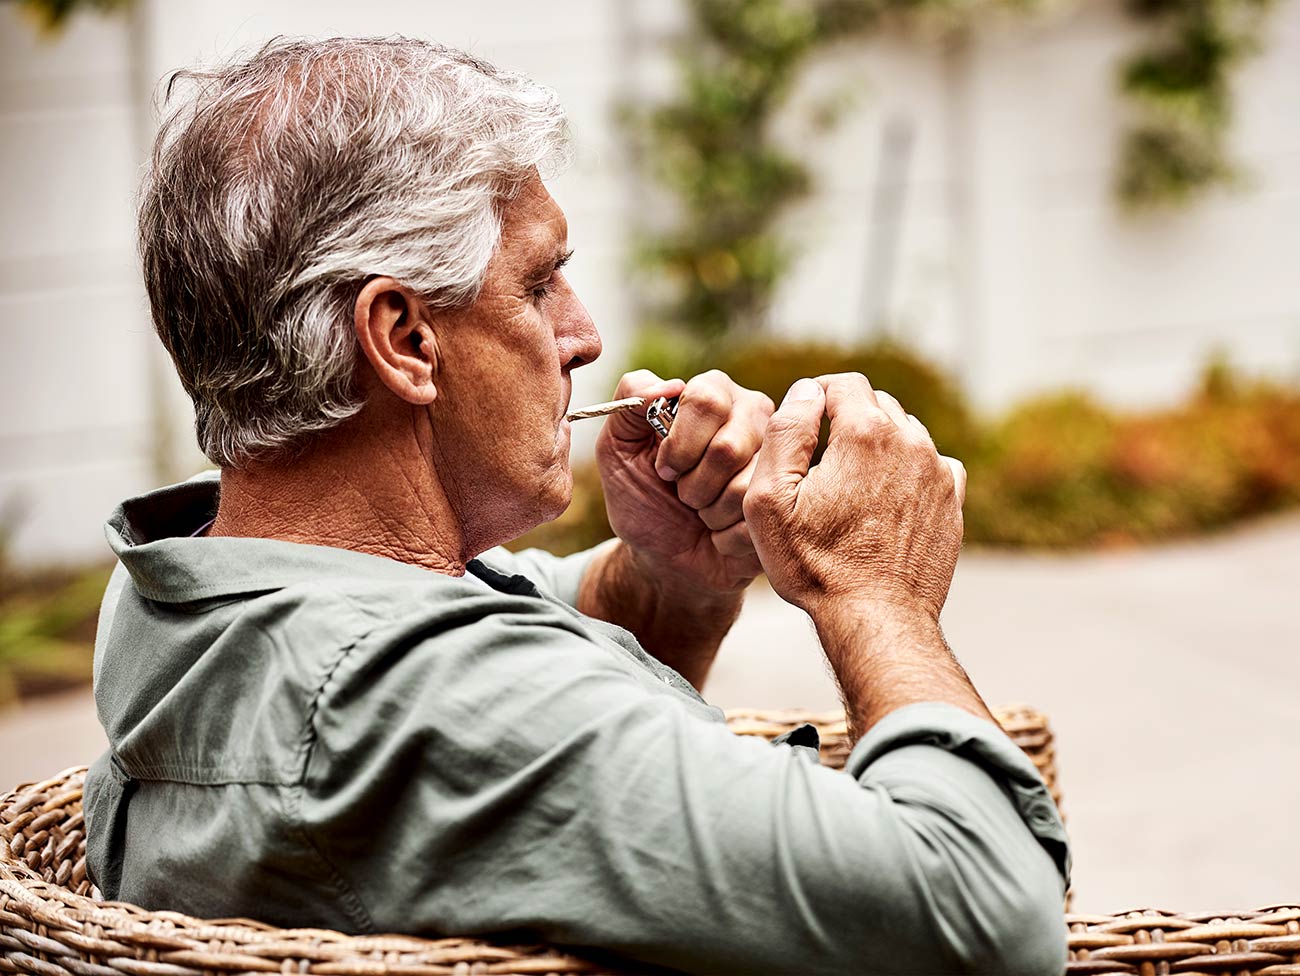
left=353, top=277, right=439, bottom=405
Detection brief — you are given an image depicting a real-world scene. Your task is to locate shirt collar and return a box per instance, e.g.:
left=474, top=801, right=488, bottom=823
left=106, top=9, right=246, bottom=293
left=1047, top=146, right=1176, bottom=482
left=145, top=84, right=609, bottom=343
left=105, top=472, right=499, bottom=604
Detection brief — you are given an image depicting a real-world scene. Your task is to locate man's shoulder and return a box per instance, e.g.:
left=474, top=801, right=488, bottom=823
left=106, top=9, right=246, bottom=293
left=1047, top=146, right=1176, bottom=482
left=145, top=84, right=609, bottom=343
left=94, top=565, right=547, bottom=777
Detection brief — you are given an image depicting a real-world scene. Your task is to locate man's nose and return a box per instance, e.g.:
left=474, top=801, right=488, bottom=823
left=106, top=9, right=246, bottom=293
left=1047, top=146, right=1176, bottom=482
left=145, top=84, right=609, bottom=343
left=558, top=287, right=602, bottom=369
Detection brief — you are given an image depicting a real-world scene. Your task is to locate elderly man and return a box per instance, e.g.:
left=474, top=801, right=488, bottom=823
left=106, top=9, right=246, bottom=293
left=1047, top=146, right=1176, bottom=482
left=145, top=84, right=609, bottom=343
left=85, top=37, right=1069, bottom=976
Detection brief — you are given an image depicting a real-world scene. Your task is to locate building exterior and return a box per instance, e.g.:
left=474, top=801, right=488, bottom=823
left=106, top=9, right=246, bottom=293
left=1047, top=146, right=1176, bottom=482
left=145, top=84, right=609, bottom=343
left=2, top=0, right=1297, bottom=565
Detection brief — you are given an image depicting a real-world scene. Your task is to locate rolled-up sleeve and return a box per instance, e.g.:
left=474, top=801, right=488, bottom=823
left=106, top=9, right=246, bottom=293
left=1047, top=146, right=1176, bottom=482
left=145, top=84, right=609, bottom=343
left=848, top=702, right=1071, bottom=882
left=307, top=597, right=1070, bottom=976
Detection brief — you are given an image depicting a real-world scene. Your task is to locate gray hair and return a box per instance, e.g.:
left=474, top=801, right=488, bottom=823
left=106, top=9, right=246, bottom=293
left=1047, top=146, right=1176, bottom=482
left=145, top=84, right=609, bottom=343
left=139, top=37, right=571, bottom=467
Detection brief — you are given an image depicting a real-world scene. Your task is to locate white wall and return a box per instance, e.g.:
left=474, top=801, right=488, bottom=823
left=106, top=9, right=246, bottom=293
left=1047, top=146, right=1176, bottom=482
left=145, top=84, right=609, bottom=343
left=764, top=0, right=1300, bottom=410
left=0, top=7, right=158, bottom=566
left=2, top=0, right=1298, bottom=565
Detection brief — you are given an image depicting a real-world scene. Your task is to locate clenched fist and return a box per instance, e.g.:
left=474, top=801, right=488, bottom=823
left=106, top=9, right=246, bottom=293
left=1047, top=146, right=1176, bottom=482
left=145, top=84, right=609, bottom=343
left=742, top=373, right=966, bottom=621
left=595, top=368, right=774, bottom=594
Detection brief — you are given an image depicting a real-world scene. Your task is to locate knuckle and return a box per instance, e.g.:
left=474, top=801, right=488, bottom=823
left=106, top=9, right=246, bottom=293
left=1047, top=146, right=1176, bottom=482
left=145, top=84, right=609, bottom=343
left=710, top=477, right=747, bottom=514
left=686, top=382, right=730, bottom=418
left=847, top=408, right=889, bottom=440
left=707, top=433, right=748, bottom=469
left=699, top=502, right=735, bottom=531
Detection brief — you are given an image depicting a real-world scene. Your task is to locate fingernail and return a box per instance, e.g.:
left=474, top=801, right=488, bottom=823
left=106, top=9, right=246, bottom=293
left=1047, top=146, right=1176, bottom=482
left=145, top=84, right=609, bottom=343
left=784, top=378, right=821, bottom=404
left=656, top=462, right=678, bottom=482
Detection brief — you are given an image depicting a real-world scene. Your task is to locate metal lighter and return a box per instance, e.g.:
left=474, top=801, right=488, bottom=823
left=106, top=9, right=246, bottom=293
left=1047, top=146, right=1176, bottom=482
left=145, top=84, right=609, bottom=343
left=645, top=395, right=680, bottom=438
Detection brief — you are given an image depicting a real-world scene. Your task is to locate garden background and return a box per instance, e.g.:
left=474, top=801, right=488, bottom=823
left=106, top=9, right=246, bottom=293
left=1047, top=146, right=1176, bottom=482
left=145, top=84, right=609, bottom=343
left=2, top=0, right=1299, bottom=915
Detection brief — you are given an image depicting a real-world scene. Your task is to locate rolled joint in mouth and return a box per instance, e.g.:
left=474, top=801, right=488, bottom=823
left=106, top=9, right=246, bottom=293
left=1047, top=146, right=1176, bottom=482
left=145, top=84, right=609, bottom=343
left=564, top=396, right=647, bottom=422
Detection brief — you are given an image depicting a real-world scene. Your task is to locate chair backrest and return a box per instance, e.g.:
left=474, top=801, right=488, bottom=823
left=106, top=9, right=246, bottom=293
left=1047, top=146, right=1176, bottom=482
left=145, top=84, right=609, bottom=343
left=1, top=765, right=94, bottom=896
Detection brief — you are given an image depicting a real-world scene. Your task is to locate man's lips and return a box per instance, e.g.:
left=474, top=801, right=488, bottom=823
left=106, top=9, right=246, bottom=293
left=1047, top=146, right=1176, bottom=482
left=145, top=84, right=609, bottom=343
left=560, top=380, right=573, bottom=424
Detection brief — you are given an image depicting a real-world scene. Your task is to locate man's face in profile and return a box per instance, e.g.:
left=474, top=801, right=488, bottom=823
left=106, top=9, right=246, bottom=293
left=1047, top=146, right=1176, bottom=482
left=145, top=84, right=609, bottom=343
left=427, top=176, right=603, bottom=537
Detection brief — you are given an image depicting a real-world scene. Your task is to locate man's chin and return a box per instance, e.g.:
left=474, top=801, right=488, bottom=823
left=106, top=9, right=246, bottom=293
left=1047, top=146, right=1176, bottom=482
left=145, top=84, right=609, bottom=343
left=537, top=463, right=575, bottom=525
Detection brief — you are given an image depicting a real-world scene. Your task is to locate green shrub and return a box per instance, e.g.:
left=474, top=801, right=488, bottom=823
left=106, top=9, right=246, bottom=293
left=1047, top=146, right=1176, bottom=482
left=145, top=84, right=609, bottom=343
left=964, top=393, right=1129, bottom=547
left=627, top=329, right=977, bottom=459
left=525, top=337, right=1300, bottom=554
left=0, top=565, right=110, bottom=705
left=964, top=376, right=1300, bottom=547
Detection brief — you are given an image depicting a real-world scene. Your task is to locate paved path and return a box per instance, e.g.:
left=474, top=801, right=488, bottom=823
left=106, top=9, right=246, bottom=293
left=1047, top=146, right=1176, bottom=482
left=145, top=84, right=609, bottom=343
left=4, top=514, right=1298, bottom=914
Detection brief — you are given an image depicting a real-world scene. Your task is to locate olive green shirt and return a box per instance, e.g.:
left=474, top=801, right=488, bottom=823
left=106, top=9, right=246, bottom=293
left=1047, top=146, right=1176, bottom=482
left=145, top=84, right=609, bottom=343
left=85, top=473, right=1070, bottom=975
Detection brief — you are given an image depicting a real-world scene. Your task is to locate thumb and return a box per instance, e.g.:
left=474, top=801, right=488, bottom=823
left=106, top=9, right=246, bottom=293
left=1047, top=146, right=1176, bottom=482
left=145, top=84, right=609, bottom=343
left=747, top=378, right=825, bottom=509
left=601, top=370, right=686, bottom=444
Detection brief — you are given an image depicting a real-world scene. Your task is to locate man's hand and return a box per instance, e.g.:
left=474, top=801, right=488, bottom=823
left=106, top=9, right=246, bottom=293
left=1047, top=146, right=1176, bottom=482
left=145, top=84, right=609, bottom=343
left=578, top=368, right=772, bottom=689
left=595, top=369, right=774, bottom=595
left=743, top=372, right=990, bottom=737
left=743, top=372, right=966, bottom=620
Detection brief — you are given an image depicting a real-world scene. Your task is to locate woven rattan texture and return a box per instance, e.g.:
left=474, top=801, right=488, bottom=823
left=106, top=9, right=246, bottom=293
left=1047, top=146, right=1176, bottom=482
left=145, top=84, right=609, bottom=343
left=6, top=705, right=1290, bottom=974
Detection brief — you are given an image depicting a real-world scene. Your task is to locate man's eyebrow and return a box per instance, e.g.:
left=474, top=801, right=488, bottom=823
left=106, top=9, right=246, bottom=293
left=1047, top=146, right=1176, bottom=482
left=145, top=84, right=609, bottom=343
left=525, top=247, right=574, bottom=281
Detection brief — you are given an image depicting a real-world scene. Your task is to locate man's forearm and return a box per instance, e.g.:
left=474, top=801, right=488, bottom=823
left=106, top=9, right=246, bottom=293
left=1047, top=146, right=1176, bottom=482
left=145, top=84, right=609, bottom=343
left=577, top=540, right=743, bottom=690
left=810, top=596, right=995, bottom=743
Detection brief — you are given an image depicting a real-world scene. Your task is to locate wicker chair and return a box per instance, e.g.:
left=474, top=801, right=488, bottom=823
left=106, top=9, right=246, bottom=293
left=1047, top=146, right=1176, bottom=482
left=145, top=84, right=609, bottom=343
left=2, top=705, right=1297, bottom=975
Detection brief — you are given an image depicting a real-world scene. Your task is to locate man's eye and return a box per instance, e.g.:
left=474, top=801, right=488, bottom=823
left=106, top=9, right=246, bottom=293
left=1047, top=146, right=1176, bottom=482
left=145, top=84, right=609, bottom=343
left=531, top=280, right=553, bottom=302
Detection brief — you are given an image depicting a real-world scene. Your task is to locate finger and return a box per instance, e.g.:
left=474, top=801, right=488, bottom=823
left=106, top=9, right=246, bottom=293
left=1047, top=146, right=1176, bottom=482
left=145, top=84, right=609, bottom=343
left=874, top=390, right=911, bottom=431
left=676, top=419, right=762, bottom=511
left=696, top=455, right=756, bottom=530
left=710, top=520, right=758, bottom=560
left=602, top=370, right=686, bottom=443
left=744, top=378, right=825, bottom=522
left=908, top=413, right=932, bottom=442
left=943, top=455, right=967, bottom=506
left=654, top=371, right=734, bottom=481
left=818, top=372, right=887, bottom=442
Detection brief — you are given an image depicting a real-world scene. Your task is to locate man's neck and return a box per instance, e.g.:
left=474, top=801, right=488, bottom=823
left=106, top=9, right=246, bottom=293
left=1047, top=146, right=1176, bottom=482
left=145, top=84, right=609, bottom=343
left=210, top=423, right=469, bottom=576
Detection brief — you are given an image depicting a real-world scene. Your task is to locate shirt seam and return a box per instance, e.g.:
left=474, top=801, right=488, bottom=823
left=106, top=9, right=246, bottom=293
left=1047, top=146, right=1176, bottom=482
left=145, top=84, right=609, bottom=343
left=106, top=763, right=285, bottom=785
left=285, top=595, right=380, bottom=934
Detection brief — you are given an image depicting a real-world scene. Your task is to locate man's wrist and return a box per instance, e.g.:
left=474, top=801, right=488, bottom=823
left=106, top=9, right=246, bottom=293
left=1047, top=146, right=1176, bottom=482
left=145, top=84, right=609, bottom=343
left=809, top=590, right=994, bottom=737
left=806, top=591, right=938, bottom=642
left=578, top=539, right=742, bottom=691
left=618, top=541, right=747, bottom=615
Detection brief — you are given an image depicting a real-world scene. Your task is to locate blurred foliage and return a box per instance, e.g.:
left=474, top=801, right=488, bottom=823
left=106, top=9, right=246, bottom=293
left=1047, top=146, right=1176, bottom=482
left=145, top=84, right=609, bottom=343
left=630, top=0, right=1043, bottom=342
left=18, top=0, right=131, bottom=31
left=1118, top=0, right=1276, bottom=208
left=631, top=329, right=977, bottom=458
left=632, top=0, right=1278, bottom=341
left=965, top=364, right=1300, bottom=546
left=513, top=342, right=1300, bottom=555
left=0, top=564, right=110, bottom=707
